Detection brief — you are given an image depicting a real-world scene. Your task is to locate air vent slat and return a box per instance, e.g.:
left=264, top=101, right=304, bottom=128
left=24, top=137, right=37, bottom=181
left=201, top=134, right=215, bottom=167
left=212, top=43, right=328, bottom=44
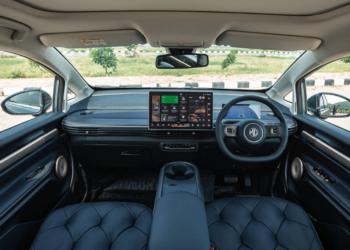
left=64, top=124, right=296, bottom=137
left=63, top=125, right=215, bottom=138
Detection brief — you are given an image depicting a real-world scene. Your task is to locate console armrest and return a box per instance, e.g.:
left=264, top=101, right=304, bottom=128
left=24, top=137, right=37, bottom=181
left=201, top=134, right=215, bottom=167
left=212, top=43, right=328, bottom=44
left=149, top=192, right=210, bottom=250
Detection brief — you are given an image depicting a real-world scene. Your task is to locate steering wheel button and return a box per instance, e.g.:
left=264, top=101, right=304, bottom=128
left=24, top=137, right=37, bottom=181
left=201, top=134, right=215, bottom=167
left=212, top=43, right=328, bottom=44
left=227, top=128, right=233, bottom=134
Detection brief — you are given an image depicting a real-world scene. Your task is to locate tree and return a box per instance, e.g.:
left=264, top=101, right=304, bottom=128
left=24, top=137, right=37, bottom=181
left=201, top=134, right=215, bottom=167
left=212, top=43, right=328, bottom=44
left=125, top=44, right=138, bottom=52
left=124, top=44, right=139, bottom=57
left=341, top=57, right=350, bottom=63
left=89, top=47, right=118, bottom=74
left=221, top=49, right=237, bottom=71
left=28, top=60, right=46, bottom=73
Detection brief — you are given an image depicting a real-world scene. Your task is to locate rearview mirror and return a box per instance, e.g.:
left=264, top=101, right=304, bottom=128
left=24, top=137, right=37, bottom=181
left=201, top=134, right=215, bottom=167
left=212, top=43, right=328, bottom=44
left=307, top=93, right=350, bottom=118
left=1, top=89, right=52, bottom=116
left=155, top=54, right=209, bottom=69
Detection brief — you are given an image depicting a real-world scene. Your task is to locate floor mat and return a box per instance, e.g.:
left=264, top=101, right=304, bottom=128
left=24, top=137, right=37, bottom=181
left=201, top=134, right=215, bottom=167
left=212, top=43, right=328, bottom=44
left=97, top=169, right=159, bottom=209
left=214, top=186, right=235, bottom=199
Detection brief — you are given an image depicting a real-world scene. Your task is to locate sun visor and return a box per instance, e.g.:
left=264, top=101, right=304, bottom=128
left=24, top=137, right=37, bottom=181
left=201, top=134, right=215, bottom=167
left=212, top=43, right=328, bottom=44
left=40, top=30, right=146, bottom=48
left=216, top=31, right=322, bottom=51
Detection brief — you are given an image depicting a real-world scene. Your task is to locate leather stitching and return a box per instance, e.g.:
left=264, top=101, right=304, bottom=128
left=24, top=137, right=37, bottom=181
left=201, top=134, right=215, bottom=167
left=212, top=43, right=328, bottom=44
left=219, top=220, right=240, bottom=235
left=111, top=225, right=134, bottom=243
left=101, top=204, right=124, bottom=219
left=66, top=204, right=90, bottom=219
left=210, top=240, right=221, bottom=250
left=134, top=208, right=148, bottom=221
left=219, top=199, right=233, bottom=213
left=90, top=203, right=112, bottom=243
left=309, top=235, right=316, bottom=250
left=122, top=203, right=135, bottom=220
left=208, top=219, right=221, bottom=228
left=262, top=198, right=287, bottom=212
left=133, top=225, right=150, bottom=237
left=35, top=225, right=66, bottom=237
left=207, top=197, right=321, bottom=250
left=73, top=225, right=99, bottom=243
left=31, top=202, right=151, bottom=250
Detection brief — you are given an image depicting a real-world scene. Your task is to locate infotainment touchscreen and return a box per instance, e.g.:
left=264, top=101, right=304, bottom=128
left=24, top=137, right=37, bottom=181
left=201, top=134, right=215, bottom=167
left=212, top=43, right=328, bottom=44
left=149, top=92, right=213, bottom=129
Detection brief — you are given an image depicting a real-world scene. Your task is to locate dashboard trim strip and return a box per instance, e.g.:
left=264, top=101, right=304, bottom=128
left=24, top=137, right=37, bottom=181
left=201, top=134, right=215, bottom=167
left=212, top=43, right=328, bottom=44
left=62, top=122, right=148, bottom=128
left=63, top=122, right=296, bottom=129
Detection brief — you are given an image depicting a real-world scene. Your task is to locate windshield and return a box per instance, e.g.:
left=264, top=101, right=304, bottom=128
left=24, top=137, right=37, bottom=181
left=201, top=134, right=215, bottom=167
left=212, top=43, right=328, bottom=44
left=57, top=45, right=303, bottom=90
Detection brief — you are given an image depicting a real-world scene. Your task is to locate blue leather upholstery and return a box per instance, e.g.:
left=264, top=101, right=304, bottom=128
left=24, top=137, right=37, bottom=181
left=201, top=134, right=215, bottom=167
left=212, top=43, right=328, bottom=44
left=30, top=202, right=152, bottom=250
left=206, top=197, right=323, bottom=250
left=149, top=192, right=210, bottom=250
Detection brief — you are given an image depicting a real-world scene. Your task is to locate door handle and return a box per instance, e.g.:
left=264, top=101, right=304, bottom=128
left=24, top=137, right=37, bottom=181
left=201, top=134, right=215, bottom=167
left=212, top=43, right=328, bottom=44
left=26, top=166, right=45, bottom=180
left=121, top=150, right=140, bottom=156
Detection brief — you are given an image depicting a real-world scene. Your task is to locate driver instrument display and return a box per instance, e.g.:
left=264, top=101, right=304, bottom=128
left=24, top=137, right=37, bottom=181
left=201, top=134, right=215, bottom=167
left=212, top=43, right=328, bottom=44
left=224, top=104, right=261, bottom=119
left=149, top=92, right=213, bottom=129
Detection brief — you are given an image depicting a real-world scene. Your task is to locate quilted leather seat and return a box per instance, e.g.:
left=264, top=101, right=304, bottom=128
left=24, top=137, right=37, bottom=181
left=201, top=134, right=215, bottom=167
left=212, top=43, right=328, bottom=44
left=206, top=197, right=323, bottom=250
left=30, top=202, right=152, bottom=250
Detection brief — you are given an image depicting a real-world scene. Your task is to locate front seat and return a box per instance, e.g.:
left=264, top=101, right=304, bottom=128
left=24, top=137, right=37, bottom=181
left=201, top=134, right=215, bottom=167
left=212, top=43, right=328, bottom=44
left=206, top=197, right=323, bottom=250
left=30, top=202, right=152, bottom=250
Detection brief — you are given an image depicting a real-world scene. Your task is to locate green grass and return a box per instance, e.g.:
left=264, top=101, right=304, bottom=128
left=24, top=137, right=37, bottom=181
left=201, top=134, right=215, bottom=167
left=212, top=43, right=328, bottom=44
left=319, top=61, right=350, bottom=73
left=1, top=54, right=350, bottom=80
left=0, top=58, right=53, bottom=79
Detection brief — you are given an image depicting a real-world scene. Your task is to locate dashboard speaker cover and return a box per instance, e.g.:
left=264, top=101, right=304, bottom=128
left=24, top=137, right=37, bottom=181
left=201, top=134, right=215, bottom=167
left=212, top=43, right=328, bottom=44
left=55, top=155, right=68, bottom=180
left=291, top=157, right=303, bottom=181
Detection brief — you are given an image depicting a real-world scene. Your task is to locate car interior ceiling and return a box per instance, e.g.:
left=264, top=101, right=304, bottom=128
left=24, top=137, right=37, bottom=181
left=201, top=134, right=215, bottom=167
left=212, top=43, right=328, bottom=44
left=2, top=1, right=350, bottom=250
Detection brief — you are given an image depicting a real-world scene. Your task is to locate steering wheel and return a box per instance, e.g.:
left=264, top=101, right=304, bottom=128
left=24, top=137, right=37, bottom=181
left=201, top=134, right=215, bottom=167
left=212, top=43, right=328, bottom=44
left=215, top=95, right=288, bottom=163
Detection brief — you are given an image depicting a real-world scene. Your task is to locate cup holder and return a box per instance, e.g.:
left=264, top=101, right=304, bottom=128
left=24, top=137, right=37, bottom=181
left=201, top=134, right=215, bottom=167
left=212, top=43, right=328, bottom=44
left=165, top=164, right=195, bottom=180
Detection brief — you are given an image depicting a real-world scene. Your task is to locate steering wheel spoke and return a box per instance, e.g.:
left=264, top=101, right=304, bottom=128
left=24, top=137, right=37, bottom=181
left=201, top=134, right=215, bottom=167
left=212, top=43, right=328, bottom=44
left=265, top=125, right=283, bottom=138
left=224, top=125, right=238, bottom=137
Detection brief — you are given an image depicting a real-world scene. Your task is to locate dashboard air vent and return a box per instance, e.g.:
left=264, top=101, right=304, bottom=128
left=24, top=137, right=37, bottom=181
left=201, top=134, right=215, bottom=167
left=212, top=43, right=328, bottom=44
left=63, top=125, right=215, bottom=138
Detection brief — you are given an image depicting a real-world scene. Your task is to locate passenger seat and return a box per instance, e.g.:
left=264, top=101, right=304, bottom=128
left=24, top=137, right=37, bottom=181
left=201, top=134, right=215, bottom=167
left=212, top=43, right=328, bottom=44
left=30, top=202, right=152, bottom=250
left=206, top=197, right=323, bottom=250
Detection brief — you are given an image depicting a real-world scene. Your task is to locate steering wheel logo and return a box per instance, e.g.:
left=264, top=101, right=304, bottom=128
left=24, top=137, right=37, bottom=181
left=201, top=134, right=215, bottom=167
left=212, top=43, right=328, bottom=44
left=249, top=128, right=259, bottom=137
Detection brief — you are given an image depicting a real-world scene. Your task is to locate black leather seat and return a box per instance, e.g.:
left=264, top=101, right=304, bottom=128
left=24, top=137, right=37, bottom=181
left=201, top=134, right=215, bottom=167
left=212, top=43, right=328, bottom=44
left=206, top=197, right=323, bottom=250
left=30, top=202, right=152, bottom=250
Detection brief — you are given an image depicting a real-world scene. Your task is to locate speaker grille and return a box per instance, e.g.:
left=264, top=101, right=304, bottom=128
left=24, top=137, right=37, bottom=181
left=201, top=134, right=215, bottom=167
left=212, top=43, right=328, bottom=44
left=291, top=157, right=303, bottom=181
left=55, top=156, right=68, bottom=180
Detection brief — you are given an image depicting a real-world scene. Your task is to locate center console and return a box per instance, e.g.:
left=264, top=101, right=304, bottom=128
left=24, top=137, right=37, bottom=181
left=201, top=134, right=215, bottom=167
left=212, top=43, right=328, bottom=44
left=149, top=161, right=210, bottom=250
left=155, top=161, right=204, bottom=202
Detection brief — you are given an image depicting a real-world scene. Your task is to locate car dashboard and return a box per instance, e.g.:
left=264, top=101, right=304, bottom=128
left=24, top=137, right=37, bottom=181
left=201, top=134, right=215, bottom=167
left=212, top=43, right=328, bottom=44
left=63, top=89, right=297, bottom=168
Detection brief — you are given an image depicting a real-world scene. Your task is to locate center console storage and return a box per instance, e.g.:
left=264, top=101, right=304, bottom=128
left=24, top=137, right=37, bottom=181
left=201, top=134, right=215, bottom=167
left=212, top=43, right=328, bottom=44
left=155, top=161, right=204, bottom=202
left=149, top=162, right=210, bottom=250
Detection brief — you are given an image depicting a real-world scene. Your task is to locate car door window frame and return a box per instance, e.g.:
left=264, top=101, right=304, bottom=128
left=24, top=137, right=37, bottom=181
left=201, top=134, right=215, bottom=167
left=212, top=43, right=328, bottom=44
left=0, top=52, right=67, bottom=152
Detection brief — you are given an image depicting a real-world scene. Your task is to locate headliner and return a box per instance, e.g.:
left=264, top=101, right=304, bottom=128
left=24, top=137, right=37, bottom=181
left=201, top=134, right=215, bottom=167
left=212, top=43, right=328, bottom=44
left=16, top=0, right=350, bottom=15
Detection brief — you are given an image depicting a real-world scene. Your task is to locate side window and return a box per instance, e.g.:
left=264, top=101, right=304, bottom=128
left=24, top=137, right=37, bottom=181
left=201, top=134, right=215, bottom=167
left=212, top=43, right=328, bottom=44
left=67, top=88, right=76, bottom=101
left=0, top=51, right=55, bottom=133
left=304, top=58, right=350, bottom=131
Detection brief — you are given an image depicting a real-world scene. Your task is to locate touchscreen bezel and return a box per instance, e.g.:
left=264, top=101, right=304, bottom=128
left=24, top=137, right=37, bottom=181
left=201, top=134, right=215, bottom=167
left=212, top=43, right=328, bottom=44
left=148, top=91, right=213, bottom=130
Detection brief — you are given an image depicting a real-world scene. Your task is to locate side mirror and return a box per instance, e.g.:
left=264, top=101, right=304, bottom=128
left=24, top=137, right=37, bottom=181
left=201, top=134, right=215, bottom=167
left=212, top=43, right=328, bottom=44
left=307, top=93, right=350, bottom=118
left=155, top=54, right=209, bottom=69
left=1, top=89, right=52, bottom=116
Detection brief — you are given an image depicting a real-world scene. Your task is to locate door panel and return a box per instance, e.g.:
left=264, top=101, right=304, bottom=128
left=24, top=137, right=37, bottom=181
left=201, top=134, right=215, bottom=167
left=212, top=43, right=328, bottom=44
left=0, top=117, right=82, bottom=249
left=286, top=114, right=350, bottom=249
